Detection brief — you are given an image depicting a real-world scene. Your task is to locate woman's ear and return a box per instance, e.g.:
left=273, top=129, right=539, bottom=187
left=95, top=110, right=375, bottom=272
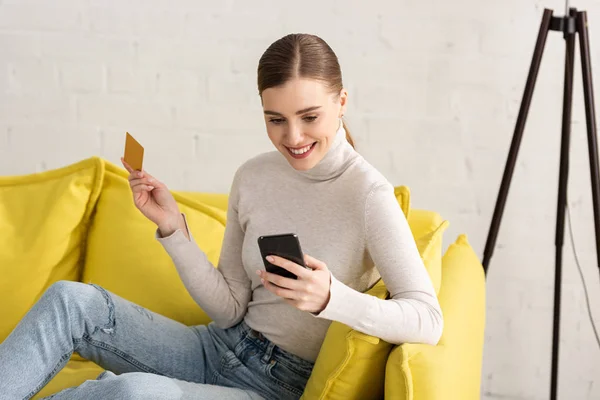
left=338, top=88, right=348, bottom=117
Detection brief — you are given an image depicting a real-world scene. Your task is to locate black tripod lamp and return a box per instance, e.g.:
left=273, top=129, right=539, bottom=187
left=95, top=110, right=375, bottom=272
left=481, top=5, right=599, bottom=400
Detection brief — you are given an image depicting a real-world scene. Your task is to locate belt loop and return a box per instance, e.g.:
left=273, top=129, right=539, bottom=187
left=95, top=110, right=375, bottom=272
left=261, top=340, right=276, bottom=364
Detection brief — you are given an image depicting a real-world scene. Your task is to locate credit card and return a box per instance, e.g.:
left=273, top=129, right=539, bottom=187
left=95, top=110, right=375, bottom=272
left=124, top=132, right=144, bottom=171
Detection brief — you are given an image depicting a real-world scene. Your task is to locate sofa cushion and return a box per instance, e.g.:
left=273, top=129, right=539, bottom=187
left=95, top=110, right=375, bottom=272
left=178, top=191, right=229, bottom=213
left=80, top=161, right=226, bottom=327
left=394, top=185, right=410, bottom=217
left=396, top=185, right=446, bottom=295
left=414, top=220, right=448, bottom=295
left=384, top=234, right=486, bottom=400
left=300, top=191, right=447, bottom=400
left=300, top=279, right=392, bottom=400
left=0, top=157, right=103, bottom=341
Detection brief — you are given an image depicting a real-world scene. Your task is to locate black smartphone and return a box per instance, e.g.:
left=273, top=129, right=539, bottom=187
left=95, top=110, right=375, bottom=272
left=257, top=233, right=308, bottom=280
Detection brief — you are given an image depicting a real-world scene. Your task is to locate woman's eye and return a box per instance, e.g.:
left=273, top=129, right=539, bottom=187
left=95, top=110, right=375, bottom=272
left=269, top=116, right=317, bottom=125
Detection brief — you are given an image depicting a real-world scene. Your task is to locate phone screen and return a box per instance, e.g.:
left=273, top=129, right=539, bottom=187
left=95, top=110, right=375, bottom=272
left=257, top=233, right=307, bottom=280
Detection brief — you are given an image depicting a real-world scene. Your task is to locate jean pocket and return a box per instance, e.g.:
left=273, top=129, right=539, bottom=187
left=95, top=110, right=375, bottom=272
left=266, top=359, right=310, bottom=397
left=274, top=349, right=314, bottom=379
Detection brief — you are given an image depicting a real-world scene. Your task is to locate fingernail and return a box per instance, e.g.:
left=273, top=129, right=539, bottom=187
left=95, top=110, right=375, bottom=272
left=261, top=279, right=265, bottom=284
left=137, top=172, right=142, bottom=177
left=148, top=186, right=155, bottom=190
left=266, top=256, right=274, bottom=262
left=256, top=270, right=261, bottom=276
left=148, top=178, right=154, bottom=183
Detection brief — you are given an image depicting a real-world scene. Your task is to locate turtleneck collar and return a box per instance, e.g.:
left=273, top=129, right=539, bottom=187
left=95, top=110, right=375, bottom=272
left=288, top=119, right=358, bottom=182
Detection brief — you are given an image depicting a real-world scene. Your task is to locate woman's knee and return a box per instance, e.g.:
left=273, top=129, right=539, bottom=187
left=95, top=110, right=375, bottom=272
left=99, top=371, right=183, bottom=399
left=42, top=281, right=113, bottom=324
left=44, top=280, right=88, bottom=301
left=45, top=371, right=184, bottom=400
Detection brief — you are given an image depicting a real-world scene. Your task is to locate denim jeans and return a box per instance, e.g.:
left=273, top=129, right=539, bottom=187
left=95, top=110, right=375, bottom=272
left=0, top=280, right=315, bottom=400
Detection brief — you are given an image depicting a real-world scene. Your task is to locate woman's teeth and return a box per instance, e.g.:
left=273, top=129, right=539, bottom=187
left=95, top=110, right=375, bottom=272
left=289, top=144, right=313, bottom=155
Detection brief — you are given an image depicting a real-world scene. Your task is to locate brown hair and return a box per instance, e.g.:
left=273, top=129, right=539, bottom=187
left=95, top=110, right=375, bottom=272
left=256, top=33, right=355, bottom=149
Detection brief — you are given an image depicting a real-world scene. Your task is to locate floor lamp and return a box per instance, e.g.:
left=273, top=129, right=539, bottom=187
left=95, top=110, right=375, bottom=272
left=481, top=6, right=599, bottom=400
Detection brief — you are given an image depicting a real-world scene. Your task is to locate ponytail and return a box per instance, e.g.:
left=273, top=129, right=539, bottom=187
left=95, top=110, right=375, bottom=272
left=342, top=119, right=355, bottom=149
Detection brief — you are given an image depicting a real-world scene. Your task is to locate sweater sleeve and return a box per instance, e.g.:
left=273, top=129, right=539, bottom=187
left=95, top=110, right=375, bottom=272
left=314, top=182, right=443, bottom=346
left=155, top=167, right=252, bottom=329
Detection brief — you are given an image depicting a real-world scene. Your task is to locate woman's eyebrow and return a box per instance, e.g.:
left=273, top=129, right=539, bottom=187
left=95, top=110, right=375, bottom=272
left=263, top=106, right=322, bottom=116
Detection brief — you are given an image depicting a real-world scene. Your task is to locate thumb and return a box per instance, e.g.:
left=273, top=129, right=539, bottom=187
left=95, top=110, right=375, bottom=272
left=304, top=254, right=327, bottom=271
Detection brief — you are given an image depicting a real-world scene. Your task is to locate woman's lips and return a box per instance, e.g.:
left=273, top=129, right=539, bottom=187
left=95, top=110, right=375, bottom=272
left=286, top=142, right=316, bottom=159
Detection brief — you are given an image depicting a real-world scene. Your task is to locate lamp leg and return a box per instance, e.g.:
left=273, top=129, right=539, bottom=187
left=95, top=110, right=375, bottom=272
left=550, top=8, right=577, bottom=400
left=576, top=11, right=600, bottom=277
left=482, top=9, right=554, bottom=274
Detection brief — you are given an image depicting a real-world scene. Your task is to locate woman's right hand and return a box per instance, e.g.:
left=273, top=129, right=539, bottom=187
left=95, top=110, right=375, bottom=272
left=121, top=157, right=186, bottom=237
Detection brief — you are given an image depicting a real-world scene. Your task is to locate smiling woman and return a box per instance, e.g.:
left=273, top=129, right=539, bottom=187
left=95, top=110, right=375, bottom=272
left=261, top=78, right=346, bottom=167
left=257, top=34, right=355, bottom=170
left=0, top=33, right=442, bottom=400
left=262, top=104, right=323, bottom=160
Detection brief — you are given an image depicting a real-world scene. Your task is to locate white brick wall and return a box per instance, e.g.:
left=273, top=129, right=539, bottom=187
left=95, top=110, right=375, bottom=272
left=1, top=0, right=600, bottom=398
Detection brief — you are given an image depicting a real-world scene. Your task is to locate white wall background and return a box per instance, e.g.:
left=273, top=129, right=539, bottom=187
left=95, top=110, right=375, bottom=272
left=1, top=0, right=600, bottom=398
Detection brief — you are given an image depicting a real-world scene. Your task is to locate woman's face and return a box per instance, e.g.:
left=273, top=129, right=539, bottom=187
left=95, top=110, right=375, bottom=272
left=261, top=78, right=347, bottom=171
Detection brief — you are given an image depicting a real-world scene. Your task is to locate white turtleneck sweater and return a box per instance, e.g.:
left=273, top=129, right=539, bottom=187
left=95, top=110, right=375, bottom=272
left=156, top=123, right=443, bottom=362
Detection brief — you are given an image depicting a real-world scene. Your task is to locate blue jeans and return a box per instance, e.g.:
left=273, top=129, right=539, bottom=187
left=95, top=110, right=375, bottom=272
left=0, top=280, right=315, bottom=399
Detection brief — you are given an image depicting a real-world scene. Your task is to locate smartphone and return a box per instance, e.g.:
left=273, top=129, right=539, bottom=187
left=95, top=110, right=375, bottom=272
left=257, top=233, right=308, bottom=280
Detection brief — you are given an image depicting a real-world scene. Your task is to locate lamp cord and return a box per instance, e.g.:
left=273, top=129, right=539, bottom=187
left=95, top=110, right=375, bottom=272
left=566, top=197, right=600, bottom=349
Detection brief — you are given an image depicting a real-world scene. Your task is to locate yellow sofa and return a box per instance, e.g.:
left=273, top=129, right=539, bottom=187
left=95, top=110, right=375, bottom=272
left=0, top=157, right=485, bottom=399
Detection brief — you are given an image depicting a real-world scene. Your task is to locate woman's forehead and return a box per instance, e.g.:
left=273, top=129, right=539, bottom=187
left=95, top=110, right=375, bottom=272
left=262, top=79, right=333, bottom=111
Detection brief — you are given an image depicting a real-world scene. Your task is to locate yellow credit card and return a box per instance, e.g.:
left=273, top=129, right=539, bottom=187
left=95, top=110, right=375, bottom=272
left=124, top=132, right=144, bottom=171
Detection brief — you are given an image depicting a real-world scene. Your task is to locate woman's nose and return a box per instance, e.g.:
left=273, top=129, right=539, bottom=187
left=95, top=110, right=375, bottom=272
left=285, top=123, right=303, bottom=145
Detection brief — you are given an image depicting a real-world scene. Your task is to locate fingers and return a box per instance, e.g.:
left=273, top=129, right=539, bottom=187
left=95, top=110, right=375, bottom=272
left=133, top=184, right=155, bottom=193
left=125, top=167, right=165, bottom=190
left=121, top=157, right=135, bottom=173
left=121, top=158, right=156, bottom=196
left=128, top=176, right=154, bottom=193
left=129, top=177, right=154, bottom=188
left=122, top=157, right=145, bottom=182
left=261, top=277, right=298, bottom=300
left=266, top=255, right=310, bottom=279
left=258, top=269, right=301, bottom=291
left=128, top=170, right=145, bottom=181
left=140, top=170, right=161, bottom=185
left=304, top=254, right=327, bottom=271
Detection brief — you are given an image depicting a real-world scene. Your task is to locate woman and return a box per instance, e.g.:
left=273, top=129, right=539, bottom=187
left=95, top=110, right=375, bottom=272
left=0, top=33, right=442, bottom=400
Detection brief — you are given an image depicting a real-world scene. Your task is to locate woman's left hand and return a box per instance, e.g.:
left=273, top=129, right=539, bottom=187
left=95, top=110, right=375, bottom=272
left=256, top=254, right=331, bottom=314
